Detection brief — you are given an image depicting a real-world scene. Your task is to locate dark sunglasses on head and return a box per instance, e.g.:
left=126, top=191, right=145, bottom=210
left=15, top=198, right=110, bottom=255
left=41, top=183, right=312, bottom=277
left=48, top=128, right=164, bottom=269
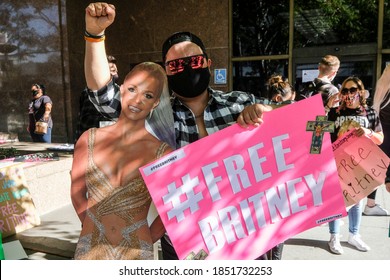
left=341, top=87, right=358, bottom=95
left=165, top=54, right=205, bottom=74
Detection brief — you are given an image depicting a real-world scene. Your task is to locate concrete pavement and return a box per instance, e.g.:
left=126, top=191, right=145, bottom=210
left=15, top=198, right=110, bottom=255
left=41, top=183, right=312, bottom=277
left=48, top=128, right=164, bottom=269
left=3, top=185, right=389, bottom=260
left=283, top=186, right=390, bottom=260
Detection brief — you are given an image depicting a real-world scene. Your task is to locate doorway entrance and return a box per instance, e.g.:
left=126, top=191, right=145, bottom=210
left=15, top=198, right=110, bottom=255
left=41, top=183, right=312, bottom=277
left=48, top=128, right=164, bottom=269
left=292, top=43, right=377, bottom=104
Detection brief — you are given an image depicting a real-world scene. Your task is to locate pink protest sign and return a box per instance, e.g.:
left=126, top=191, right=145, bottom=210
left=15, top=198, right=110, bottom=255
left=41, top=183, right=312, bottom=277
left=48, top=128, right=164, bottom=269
left=333, top=130, right=390, bottom=207
left=140, top=94, right=347, bottom=260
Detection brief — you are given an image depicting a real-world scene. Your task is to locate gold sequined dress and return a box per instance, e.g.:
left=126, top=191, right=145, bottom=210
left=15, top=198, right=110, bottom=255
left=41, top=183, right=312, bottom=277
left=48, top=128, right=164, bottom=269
left=74, top=128, right=168, bottom=260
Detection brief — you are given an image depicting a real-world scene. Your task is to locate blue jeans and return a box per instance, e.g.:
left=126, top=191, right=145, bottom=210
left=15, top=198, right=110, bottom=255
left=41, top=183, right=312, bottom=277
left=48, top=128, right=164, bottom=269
left=329, top=199, right=363, bottom=235
left=30, top=127, right=52, bottom=143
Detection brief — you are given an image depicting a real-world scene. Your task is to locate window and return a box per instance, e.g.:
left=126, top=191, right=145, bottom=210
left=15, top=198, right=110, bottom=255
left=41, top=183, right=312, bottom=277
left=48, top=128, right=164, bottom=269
left=294, top=0, right=378, bottom=48
left=232, top=0, right=289, bottom=97
left=232, top=0, right=382, bottom=97
left=383, top=0, right=390, bottom=48
left=232, top=0, right=289, bottom=57
left=233, top=60, right=288, bottom=98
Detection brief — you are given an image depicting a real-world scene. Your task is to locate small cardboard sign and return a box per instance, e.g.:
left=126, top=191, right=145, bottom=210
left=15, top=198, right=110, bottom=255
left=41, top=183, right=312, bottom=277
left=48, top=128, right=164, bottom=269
left=0, top=163, right=40, bottom=238
left=332, top=130, right=390, bottom=207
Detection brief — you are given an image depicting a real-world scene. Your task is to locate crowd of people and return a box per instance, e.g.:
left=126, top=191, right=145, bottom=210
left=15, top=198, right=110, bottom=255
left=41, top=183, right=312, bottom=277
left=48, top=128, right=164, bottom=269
left=68, top=2, right=390, bottom=260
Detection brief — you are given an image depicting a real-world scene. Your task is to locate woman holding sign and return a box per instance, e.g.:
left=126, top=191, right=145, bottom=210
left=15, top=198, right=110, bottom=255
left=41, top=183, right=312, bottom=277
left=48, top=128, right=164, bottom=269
left=325, top=76, right=384, bottom=255
left=71, top=61, right=174, bottom=259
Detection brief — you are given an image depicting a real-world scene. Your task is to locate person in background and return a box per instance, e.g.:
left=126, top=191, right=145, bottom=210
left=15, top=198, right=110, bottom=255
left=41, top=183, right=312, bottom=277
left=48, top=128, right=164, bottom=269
left=267, top=74, right=296, bottom=104
left=83, top=2, right=281, bottom=260
left=373, top=65, right=390, bottom=195
left=325, top=76, right=384, bottom=255
left=107, top=55, right=119, bottom=81
left=71, top=62, right=174, bottom=260
left=298, top=55, right=340, bottom=106
left=74, top=55, right=119, bottom=143
left=27, top=83, right=53, bottom=143
left=314, top=55, right=340, bottom=105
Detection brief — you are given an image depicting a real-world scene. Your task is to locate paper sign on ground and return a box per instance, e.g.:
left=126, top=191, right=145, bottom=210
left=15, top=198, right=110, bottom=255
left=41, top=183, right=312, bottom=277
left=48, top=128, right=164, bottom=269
left=0, top=163, right=41, bottom=238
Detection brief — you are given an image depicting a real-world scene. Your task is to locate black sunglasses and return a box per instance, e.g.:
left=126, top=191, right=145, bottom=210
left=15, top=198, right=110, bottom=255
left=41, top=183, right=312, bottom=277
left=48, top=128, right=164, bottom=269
left=341, top=87, right=358, bottom=95
left=165, top=54, right=206, bottom=74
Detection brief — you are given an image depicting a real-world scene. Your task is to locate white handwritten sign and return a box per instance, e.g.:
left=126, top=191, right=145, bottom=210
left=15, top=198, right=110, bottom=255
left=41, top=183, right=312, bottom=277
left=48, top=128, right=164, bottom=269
left=333, top=130, right=390, bottom=207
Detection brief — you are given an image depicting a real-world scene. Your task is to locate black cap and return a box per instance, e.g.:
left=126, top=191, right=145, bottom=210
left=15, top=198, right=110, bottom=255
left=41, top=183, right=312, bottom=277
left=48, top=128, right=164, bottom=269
left=162, top=31, right=207, bottom=62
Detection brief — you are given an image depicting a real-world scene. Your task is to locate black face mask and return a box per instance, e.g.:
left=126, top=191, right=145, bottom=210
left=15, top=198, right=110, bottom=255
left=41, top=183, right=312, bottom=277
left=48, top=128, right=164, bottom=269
left=32, top=90, right=39, bottom=97
left=168, top=66, right=210, bottom=98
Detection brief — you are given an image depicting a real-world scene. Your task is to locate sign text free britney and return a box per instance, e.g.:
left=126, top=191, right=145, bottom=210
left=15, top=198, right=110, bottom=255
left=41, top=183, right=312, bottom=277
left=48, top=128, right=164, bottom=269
left=140, top=95, right=347, bottom=260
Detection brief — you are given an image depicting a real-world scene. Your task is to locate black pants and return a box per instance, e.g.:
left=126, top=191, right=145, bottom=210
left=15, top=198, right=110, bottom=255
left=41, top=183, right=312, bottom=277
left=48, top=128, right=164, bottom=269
left=160, top=235, right=179, bottom=260
left=160, top=235, right=284, bottom=260
left=255, top=243, right=284, bottom=260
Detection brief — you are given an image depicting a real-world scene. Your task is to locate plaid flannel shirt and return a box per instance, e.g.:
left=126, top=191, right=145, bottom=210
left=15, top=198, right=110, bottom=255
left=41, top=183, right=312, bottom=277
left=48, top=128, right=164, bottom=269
left=87, top=80, right=267, bottom=149
left=74, top=87, right=119, bottom=142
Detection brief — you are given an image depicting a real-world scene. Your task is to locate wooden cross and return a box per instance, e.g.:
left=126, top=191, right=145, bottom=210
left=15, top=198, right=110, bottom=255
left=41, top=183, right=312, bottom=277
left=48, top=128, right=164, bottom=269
left=185, top=249, right=208, bottom=260
left=306, top=115, right=334, bottom=154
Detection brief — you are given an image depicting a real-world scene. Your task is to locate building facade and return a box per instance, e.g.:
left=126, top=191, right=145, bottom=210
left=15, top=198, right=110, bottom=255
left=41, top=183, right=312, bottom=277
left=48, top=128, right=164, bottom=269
left=0, top=0, right=389, bottom=142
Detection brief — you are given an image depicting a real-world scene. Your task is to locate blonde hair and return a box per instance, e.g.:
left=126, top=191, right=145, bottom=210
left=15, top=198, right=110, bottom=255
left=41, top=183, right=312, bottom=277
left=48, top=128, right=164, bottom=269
left=319, top=55, right=340, bottom=76
left=373, top=64, right=390, bottom=113
left=126, top=62, right=176, bottom=149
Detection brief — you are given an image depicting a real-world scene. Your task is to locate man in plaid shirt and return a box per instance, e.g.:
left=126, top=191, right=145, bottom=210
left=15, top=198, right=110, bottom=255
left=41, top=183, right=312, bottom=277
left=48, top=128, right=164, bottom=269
left=74, top=55, right=118, bottom=143
left=86, top=79, right=269, bottom=149
left=84, top=2, right=284, bottom=260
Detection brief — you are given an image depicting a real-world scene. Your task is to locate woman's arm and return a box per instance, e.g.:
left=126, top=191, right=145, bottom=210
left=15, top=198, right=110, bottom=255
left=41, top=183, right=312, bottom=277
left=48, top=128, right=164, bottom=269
left=150, top=216, right=166, bottom=243
left=360, top=127, right=384, bottom=145
left=354, top=126, right=384, bottom=145
left=70, top=132, right=89, bottom=223
left=43, top=103, right=52, bottom=122
left=84, top=2, right=116, bottom=90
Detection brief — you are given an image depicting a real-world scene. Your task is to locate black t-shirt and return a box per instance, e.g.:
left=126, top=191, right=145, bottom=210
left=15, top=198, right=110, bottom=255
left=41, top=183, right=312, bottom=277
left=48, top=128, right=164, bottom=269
left=28, top=95, right=53, bottom=129
left=327, top=106, right=381, bottom=142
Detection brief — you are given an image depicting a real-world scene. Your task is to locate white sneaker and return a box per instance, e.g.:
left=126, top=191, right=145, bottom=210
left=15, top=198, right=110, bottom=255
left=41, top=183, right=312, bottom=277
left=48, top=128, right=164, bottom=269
left=328, top=234, right=344, bottom=254
left=348, top=234, right=370, bottom=252
left=363, top=204, right=389, bottom=216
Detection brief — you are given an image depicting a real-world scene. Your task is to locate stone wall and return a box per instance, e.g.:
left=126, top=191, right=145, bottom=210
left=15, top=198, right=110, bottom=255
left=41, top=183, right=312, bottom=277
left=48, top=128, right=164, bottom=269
left=24, top=157, right=73, bottom=216
left=66, top=0, right=230, bottom=142
left=1, top=1, right=230, bottom=143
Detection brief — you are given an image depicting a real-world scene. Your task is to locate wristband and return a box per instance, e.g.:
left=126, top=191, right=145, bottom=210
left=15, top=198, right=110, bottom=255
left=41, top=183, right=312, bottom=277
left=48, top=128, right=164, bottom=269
left=84, top=30, right=105, bottom=42
left=84, top=35, right=105, bottom=42
left=367, top=129, right=373, bottom=137
left=84, top=30, right=105, bottom=39
left=324, top=105, right=330, bottom=113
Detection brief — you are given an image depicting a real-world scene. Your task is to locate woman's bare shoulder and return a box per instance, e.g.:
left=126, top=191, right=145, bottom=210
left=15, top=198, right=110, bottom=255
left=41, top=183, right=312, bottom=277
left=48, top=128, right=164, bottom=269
left=138, top=133, right=173, bottom=158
